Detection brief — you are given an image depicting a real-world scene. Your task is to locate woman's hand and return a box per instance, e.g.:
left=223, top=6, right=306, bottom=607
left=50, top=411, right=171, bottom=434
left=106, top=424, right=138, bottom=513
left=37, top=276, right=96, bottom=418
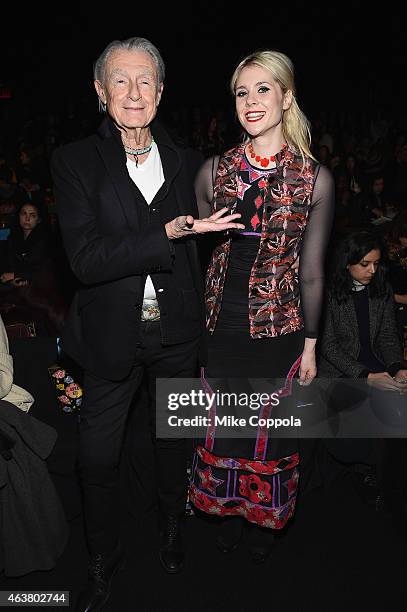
left=165, top=207, right=244, bottom=240
left=299, top=338, right=317, bottom=385
left=393, top=369, right=407, bottom=384
left=12, top=277, right=28, bottom=287
left=367, top=372, right=407, bottom=393
left=372, top=207, right=384, bottom=218
left=0, top=272, right=14, bottom=283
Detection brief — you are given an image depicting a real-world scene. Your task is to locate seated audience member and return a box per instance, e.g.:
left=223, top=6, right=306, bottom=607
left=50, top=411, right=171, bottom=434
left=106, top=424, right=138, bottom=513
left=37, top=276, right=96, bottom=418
left=0, top=315, right=68, bottom=576
left=386, top=210, right=407, bottom=342
left=334, top=173, right=364, bottom=232
left=344, top=154, right=364, bottom=197
left=0, top=315, right=34, bottom=412
left=0, top=151, right=16, bottom=185
left=18, top=175, right=45, bottom=208
left=16, top=146, right=51, bottom=190
left=385, top=142, right=407, bottom=205
left=1, top=202, right=50, bottom=285
left=318, top=231, right=407, bottom=509
left=0, top=167, right=26, bottom=230
left=361, top=174, right=392, bottom=221
left=0, top=203, right=66, bottom=336
left=318, top=144, right=331, bottom=167
left=0, top=202, right=17, bottom=232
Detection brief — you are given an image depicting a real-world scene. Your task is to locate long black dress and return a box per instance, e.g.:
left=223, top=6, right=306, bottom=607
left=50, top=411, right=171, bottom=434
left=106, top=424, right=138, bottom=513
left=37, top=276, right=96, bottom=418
left=190, top=150, right=334, bottom=529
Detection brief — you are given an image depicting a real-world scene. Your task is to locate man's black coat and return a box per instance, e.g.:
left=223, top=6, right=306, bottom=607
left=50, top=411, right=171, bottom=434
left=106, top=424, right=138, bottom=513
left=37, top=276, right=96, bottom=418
left=51, top=118, right=204, bottom=381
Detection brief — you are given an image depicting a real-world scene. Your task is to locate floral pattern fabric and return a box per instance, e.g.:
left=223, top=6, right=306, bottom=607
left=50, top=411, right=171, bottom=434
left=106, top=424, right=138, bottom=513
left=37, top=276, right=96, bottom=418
left=205, top=144, right=317, bottom=338
left=189, top=445, right=299, bottom=529
left=48, top=365, right=83, bottom=413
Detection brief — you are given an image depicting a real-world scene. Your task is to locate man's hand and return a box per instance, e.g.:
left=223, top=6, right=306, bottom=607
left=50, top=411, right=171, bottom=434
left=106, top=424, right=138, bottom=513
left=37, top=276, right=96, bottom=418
left=12, top=278, right=28, bottom=287
left=393, top=369, right=407, bottom=384
left=165, top=207, right=245, bottom=240
left=367, top=372, right=407, bottom=393
left=0, top=272, right=14, bottom=283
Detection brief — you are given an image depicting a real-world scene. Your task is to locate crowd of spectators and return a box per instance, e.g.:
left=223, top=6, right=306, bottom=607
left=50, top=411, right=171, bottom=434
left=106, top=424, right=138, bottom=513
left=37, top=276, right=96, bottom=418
left=0, top=104, right=406, bottom=352
left=0, top=101, right=406, bottom=578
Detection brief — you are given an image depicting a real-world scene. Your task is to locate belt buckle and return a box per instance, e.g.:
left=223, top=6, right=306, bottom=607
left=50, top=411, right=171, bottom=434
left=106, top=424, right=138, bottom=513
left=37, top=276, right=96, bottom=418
left=141, top=299, right=160, bottom=321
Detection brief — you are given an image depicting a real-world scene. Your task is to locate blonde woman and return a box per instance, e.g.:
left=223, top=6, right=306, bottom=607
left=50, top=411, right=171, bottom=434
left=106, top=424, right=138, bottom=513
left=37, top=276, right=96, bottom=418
left=191, top=50, right=335, bottom=562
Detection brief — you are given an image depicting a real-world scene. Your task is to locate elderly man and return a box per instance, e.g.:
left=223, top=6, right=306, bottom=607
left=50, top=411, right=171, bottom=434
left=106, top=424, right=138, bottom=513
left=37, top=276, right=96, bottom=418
left=51, top=37, right=243, bottom=611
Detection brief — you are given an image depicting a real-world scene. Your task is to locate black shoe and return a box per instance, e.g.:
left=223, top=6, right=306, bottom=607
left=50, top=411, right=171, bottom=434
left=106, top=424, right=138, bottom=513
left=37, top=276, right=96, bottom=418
left=216, top=517, right=244, bottom=553
left=248, top=526, right=275, bottom=564
left=159, top=514, right=185, bottom=574
left=75, top=543, right=125, bottom=612
left=352, top=470, right=380, bottom=506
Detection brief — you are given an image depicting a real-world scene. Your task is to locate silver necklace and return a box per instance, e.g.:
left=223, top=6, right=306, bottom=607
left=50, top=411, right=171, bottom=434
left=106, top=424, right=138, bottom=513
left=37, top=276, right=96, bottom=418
left=123, top=138, right=154, bottom=167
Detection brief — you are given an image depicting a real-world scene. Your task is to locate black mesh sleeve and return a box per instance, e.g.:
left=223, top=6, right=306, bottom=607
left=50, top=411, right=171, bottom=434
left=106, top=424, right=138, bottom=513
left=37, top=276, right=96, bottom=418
left=194, top=155, right=219, bottom=218
left=299, top=164, right=335, bottom=338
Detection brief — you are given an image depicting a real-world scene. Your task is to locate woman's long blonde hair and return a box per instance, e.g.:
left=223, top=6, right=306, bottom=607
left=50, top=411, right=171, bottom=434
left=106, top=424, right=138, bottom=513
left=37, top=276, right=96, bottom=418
left=231, top=50, right=316, bottom=163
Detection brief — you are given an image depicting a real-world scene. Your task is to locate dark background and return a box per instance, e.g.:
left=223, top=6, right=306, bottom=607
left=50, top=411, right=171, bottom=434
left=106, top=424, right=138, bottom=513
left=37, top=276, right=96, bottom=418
left=1, top=7, right=407, bottom=608
left=0, top=3, right=405, bottom=123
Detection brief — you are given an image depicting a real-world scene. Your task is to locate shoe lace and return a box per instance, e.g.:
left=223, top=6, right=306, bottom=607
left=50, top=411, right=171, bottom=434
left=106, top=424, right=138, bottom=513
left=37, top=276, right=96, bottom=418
left=90, top=554, right=105, bottom=581
left=363, top=473, right=377, bottom=487
left=375, top=493, right=384, bottom=512
left=166, top=516, right=179, bottom=543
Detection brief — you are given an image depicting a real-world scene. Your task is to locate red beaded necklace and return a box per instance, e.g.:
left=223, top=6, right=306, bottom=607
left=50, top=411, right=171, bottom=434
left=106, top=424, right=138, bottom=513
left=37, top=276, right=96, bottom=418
left=247, top=142, right=287, bottom=168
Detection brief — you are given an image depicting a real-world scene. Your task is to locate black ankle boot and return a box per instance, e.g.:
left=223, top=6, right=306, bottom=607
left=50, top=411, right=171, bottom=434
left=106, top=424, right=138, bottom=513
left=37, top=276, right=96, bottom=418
left=159, top=514, right=185, bottom=574
left=216, top=517, right=244, bottom=553
left=248, top=525, right=275, bottom=564
left=75, top=542, right=124, bottom=612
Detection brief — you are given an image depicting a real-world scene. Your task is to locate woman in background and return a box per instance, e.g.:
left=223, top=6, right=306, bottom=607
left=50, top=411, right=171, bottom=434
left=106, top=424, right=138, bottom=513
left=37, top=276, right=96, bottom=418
left=386, top=210, right=407, bottom=342
left=318, top=231, right=407, bottom=514
left=0, top=202, right=66, bottom=336
left=1, top=202, right=50, bottom=286
left=319, top=231, right=406, bottom=385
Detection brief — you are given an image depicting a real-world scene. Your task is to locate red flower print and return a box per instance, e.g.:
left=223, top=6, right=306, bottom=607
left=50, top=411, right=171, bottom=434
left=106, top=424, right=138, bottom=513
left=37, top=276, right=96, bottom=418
left=239, top=474, right=272, bottom=503
left=52, top=369, right=66, bottom=379
left=65, top=382, right=83, bottom=399
left=246, top=505, right=268, bottom=525
left=251, top=213, right=260, bottom=231
left=287, top=469, right=299, bottom=497
left=190, top=487, right=212, bottom=510
left=197, top=466, right=224, bottom=495
left=255, top=195, right=263, bottom=209
left=58, top=395, right=70, bottom=405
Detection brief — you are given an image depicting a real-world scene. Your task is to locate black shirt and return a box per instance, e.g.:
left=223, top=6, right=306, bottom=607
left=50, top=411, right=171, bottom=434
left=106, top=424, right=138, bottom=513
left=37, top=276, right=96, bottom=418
left=352, top=288, right=384, bottom=372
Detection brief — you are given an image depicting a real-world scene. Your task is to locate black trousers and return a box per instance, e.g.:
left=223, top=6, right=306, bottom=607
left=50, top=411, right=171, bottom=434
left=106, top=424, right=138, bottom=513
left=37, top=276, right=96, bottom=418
left=78, top=321, right=199, bottom=555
